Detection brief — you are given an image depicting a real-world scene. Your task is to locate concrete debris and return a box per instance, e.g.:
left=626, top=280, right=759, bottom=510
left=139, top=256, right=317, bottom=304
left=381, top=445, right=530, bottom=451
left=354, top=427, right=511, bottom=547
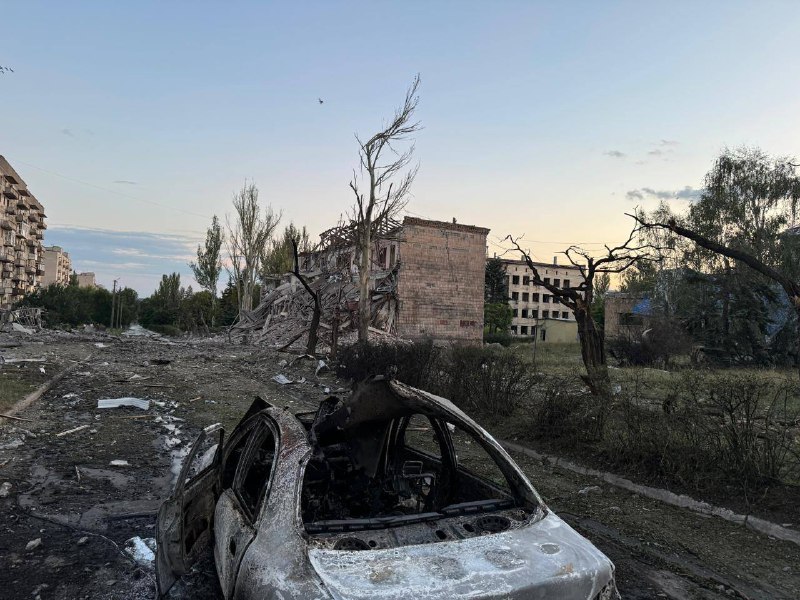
left=123, top=536, right=156, bottom=567
left=315, top=360, right=329, bottom=376
left=97, top=398, right=150, bottom=410
left=94, top=342, right=108, bottom=349
left=272, top=374, right=294, bottom=385
left=77, top=536, right=89, bottom=546
left=1, top=307, right=43, bottom=332
left=109, top=460, right=130, bottom=467
left=277, top=359, right=288, bottom=368
left=0, top=438, right=25, bottom=450
left=0, top=481, right=12, bottom=497
left=2, top=357, right=46, bottom=364
left=56, top=424, right=90, bottom=437
left=578, top=485, right=603, bottom=495
left=26, top=538, right=42, bottom=551
left=228, top=263, right=399, bottom=352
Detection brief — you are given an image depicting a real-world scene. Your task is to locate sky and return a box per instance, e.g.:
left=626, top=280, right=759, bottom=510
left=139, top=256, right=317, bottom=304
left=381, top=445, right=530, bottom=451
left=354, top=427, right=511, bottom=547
left=2, top=1, right=799, bottom=294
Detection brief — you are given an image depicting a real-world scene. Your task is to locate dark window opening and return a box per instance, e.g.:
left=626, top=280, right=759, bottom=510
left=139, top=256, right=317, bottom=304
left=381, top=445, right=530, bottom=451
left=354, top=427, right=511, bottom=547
left=553, top=278, right=560, bottom=287
left=512, top=275, right=519, bottom=285
left=236, top=425, right=277, bottom=519
left=520, top=325, right=528, bottom=335
left=532, top=293, right=539, bottom=302
left=522, top=292, right=529, bottom=302
left=563, top=279, right=570, bottom=289
left=542, top=310, right=549, bottom=319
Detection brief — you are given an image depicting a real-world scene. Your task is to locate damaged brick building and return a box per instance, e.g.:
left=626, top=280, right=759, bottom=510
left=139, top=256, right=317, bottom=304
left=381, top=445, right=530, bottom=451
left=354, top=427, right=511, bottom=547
left=231, top=216, right=489, bottom=348
left=395, top=217, right=488, bottom=343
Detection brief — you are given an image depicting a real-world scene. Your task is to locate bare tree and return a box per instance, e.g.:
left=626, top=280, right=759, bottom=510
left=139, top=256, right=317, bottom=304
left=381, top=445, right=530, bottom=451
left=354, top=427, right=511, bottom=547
left=190, top=215, right=224, bottom=325
left=349, top=74, right=421, bottom=341
left=506, top=225, right=653, bottom=437
left=225, top=181, right=281, bottom=314
left=289, top=238, right=322, bottom=355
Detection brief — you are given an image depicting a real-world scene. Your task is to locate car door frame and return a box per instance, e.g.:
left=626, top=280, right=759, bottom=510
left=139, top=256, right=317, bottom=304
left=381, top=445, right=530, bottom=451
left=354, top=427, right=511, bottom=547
left=216, top=413, right=281, bottom=598
left=155, top=422, right=224, bottom=598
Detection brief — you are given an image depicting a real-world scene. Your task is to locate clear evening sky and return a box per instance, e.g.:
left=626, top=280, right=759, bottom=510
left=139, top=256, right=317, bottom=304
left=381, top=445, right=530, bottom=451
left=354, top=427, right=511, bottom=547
left=2, top=1, right=798, bottom=294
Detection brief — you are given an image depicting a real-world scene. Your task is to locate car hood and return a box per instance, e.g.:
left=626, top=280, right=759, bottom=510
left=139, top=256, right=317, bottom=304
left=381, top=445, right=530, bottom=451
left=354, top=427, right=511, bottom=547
left=307, top=513, right=615, bottom=600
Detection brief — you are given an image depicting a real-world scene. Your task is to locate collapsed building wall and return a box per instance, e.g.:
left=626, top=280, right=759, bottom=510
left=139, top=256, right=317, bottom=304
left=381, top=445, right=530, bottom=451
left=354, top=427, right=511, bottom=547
left=230, top=217, right=489, bottom=350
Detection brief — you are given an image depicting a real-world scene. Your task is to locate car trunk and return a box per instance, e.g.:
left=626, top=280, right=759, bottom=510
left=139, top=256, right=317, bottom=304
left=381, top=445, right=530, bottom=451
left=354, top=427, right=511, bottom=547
left=307, top=513, right=615, bottom=600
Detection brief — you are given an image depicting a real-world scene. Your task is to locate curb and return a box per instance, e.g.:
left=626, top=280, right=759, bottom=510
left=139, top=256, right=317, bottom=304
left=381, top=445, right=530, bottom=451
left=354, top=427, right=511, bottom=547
left=500, top=439, right=800, bottom=548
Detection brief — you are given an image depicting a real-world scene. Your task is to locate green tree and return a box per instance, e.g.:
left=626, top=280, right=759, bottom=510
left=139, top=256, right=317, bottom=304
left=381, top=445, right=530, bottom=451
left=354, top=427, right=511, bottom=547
left=484, top=302, right=512, bottom=334
left=190, top=215, right=224, bottom=324
left=261, top=223, right=311, bottom=278
left=484, top=258, right=508, bottom=303
left=633, top=147, right=800, bottom=369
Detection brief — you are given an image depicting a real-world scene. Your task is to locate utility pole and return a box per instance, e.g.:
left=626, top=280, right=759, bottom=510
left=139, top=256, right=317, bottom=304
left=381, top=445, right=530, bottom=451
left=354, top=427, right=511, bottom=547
left=110, top=279, right=118, bottom=329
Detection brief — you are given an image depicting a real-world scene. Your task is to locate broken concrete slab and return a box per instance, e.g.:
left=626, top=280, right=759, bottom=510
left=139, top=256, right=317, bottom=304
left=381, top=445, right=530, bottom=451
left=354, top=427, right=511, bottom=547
left=97, top=398, right=150, bottom=410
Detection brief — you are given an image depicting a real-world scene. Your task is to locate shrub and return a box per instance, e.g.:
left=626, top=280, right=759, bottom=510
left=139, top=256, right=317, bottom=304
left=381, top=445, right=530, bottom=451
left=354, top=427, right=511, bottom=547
left=336, top=339, right=438, bottom=388
left=438, top=346, right=537, bottom=418
left=528, top=375, right=589, bottom=447
left=483, top=331, right=511, bottom=346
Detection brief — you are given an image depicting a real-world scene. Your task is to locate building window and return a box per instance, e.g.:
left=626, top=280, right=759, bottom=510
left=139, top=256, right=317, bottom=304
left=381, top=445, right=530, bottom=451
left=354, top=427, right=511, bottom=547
left=562, top=311, right=569, bottom=319
left=512, top=275, right=519, bottom=285
left=542, top=310, right=549, bottom=319
left=553, top=278, right=560, bottom=287
left=521, top=309, right=527, bottom=318
left=523, top=276, right=530, bottom=285
left=511, top=292, right=518, bottom=301
left=541, top=328, right=547, bottom=341
left=511, top=325, right=517, bottom=334
left=521, top=325, right=528, bottom=335
left=564, top=279, right=570, bottom=289
left=531, top=309, right=538, bottom=319
left=543, top=294, right=550, bottom=303
left=532, top=293, right=539, bottom=302
left=522, top=292, right=529, bottom=302
left=513, top=309, right=518, bottom=317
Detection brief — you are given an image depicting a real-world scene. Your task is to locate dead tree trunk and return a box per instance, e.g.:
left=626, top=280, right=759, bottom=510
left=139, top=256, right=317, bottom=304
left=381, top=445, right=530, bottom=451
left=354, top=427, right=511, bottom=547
left=291, top=239, right=322, bottom=355
left=507, top=226, right=653, bottom=439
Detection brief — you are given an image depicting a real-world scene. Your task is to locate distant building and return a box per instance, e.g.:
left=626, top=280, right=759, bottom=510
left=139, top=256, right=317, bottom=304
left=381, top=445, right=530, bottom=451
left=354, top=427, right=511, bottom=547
left=603, top=292, right=652, bottom=340
left=495, top=257, right=581, bottom=342
left=77, top=272, right=96, bottom=288
left=42, top=246, right=72, bottom=287
left=0, top=156, right=47, bottom=309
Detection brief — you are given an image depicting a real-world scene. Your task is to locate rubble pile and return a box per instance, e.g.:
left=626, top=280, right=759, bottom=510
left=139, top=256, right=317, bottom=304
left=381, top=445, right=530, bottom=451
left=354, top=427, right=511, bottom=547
left=229, top=267, right=400, bottom=352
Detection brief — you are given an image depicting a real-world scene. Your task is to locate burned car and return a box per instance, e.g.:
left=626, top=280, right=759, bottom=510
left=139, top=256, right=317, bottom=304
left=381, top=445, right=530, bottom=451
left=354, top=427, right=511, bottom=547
left=156, top=378, right=619, bottom=599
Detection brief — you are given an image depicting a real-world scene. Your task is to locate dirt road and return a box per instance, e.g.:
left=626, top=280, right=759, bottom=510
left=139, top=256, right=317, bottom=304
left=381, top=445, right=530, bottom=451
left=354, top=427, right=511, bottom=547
left=0, top=333, right=798, bottom=599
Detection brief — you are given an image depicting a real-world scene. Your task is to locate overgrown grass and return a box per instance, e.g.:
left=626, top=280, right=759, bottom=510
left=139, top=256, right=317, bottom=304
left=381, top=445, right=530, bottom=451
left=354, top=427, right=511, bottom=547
left=339, top=340, right=800, bottom=498
left=0, top=372, right=38, bottom=413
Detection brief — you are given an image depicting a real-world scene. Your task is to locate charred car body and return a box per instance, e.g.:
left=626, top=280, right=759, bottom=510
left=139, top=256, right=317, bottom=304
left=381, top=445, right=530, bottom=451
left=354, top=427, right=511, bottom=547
left=156, top=378, right=619, bottom=599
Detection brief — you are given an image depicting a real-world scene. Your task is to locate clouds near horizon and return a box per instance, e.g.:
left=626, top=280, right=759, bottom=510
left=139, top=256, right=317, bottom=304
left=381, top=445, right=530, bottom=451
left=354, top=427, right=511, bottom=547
left=43, top=226, right=201, bottom=295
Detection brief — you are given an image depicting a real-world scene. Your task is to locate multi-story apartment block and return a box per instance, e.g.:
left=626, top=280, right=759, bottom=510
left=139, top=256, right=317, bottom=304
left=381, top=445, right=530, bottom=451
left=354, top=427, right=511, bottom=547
left=496, top=257, right=581, bottom=341
left=43, top=245, right=72, bottom=287
left=0, top=156, right=46, bottom=309
left=77, top=272, right=96, bottom=288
